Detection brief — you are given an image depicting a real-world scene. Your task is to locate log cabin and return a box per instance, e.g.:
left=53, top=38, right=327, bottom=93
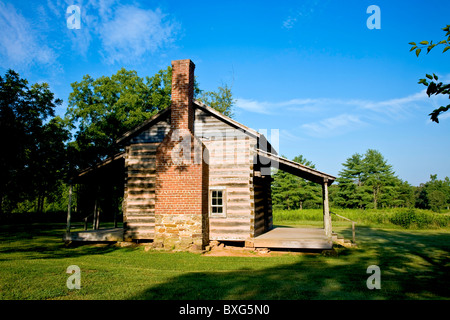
left=65, top=59, right=339, bottom=250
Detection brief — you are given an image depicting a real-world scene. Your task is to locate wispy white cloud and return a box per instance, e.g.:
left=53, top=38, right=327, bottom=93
left=0, top=2, right=58, bottom=70
left=439, top=112, right=450, bottom=121
left=360, top=90, right=428, bottom=119
left=98, top=5, right=178, bottom=64
left=0, top=1, right=180, bottom=70
left=235, top=98, right=272, bottom=114
left=60, top=0, right=180, bottom=63
left=235, top=97, right=329, bottom=114
left=237, top=88, right=449, bottom=138
left=282, top=16, right=297, bottom=29
left=281, top=0, right=322, bottom=30
left=301, top=114, right=367, bottom=137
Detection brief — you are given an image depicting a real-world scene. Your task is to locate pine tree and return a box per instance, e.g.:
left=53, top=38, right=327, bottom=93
left=271, top=155, right=321, bottom=210
left=361, top=149, right=397, bottom=209
left=335, top=153, right=372, bottom=208
left=336, top=150, right=407, bottom=209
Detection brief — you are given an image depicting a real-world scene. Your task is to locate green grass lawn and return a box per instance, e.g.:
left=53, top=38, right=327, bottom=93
left=0, top=221, right=449, bottom=300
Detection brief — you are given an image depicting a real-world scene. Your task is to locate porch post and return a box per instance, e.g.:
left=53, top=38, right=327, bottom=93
left=66, top=183, right=73, bottom=233
left=322, top=179, right=332, bottom=238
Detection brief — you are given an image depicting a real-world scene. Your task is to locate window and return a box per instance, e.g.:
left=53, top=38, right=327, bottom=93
left=210, top=188, right=226, bottom=217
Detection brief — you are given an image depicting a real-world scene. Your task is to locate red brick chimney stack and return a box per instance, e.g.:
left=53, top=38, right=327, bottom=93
left=154, top=59, right=209, bottom=250
left=170, top=59, right=195, bottom=132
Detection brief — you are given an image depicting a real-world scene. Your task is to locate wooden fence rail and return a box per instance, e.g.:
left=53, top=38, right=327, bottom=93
left=330, top=211, right=356, bottom=243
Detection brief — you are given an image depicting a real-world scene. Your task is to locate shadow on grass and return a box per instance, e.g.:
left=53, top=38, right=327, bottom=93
left=130, top=226, right=450, bottom=300
left=0, top=223, right=122, bottom=261
left=1, top=223, right=449, bottom=299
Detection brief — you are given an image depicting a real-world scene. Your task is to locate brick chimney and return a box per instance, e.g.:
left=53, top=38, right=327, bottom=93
left=154, top=59, right=209, bottom=250
left=170, top=59, right=195, bottom=132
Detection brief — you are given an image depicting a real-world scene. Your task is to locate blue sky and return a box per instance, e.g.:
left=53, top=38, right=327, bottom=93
left=1, top=0, right=449, bottom=186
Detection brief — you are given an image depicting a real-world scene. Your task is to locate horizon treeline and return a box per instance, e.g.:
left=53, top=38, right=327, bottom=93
left=272, top=150, right=450, bottom=212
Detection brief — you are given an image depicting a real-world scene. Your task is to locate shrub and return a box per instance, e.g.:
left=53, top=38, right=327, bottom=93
left=389, top=209, right=450, bottom=229
left=272, top=208, right=450, bottom=229
left=390, top=209, right=416, bottom=228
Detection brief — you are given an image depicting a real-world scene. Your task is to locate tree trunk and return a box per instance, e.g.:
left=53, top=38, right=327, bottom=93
left=37, top=192, right=45, bottom=214
left=373, top=186, right=379, bottom=210
left=40, top=194, right=45, bottom=214
left=37, top=194, right=41, bottom=214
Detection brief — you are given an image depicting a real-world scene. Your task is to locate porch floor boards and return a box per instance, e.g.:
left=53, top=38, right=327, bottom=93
left=253, top=227, right=332, bottom=249
left=63, top=227, right=333, bottom=250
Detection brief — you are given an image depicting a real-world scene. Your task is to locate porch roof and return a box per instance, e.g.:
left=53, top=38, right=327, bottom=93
left=72, top=152, right=125, bottom=184
left=256, top=149, right=336, bottom=185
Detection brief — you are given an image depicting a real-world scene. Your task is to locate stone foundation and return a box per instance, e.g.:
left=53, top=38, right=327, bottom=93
left=154, top=214, right=206, bottom=250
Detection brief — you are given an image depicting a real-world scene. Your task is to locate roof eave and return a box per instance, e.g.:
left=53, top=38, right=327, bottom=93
left=115, top=107, right=170, bottom=145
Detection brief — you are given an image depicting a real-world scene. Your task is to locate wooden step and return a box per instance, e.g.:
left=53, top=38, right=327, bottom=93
left=332, top=233, right=355, bottom=248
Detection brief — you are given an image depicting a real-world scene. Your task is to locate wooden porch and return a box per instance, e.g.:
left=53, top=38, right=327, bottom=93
left=253, top=227, right=332, bottom=250
left=63, top=228, right=124, bottom=242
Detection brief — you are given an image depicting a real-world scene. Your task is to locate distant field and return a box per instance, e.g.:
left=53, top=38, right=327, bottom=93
left=273, top=208, right=450, bottom=230
left=0, top=222, right=449, bottom=300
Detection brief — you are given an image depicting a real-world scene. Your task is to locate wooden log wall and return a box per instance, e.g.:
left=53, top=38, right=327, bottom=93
left=123, top=119, right=170, bottom=241
left=195, top=108, right=256, bottom=241
left=123, top=107, right=273, bottom=243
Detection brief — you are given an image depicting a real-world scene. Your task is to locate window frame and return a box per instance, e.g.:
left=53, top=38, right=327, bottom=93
left=209, top=187, right=227, bottom=218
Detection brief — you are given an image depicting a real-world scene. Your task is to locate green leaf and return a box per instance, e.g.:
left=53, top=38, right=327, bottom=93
left=416, top=48, right=422, bottom=57
left=418, top=79, right=428, bottom=86
left=426, top=81, right=437, bottom=96
left=433, top=73, right=439, bottom=81
left=438, top=40, right=447, bottom=44
left=426, top=74, right=433, bottom=80
left=408, top=42, right=416, bottom=46
left=443, top=46, right=450, bottom=53
left=419, top=41, right=429, bottom=45
left=409, top=46, right=417, bottom=52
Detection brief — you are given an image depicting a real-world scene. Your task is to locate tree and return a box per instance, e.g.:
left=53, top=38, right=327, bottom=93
left=196, top=83, right=235, bottom=118
left=362, top=149, right=397, bottom=209
left=416, top=174, right=450, bottom=212
left=428, top=190, right=446, bottom=212
left=0, top=70, right=68, bottom=214
left=409, top=25, right=450, bottom=123
left=335, top=149, right=406, bottom=209
left=66, top=68, right=168, bottom=169
left=272, top=168, right=301, bottom=210
left=291, top=155, right=322, bottom=209
left=394, top=179, right=415, bottom=208
left=271, top=155, right=321, bottom=210
left=29, top=116, right=70, bottom=213
left=66, top=67, right=235, bottom=170
left=335, top=153, right=372, bottom=208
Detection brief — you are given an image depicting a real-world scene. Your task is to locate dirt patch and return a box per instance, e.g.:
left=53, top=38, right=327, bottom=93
left=202, top=242, right=320, bottom=257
